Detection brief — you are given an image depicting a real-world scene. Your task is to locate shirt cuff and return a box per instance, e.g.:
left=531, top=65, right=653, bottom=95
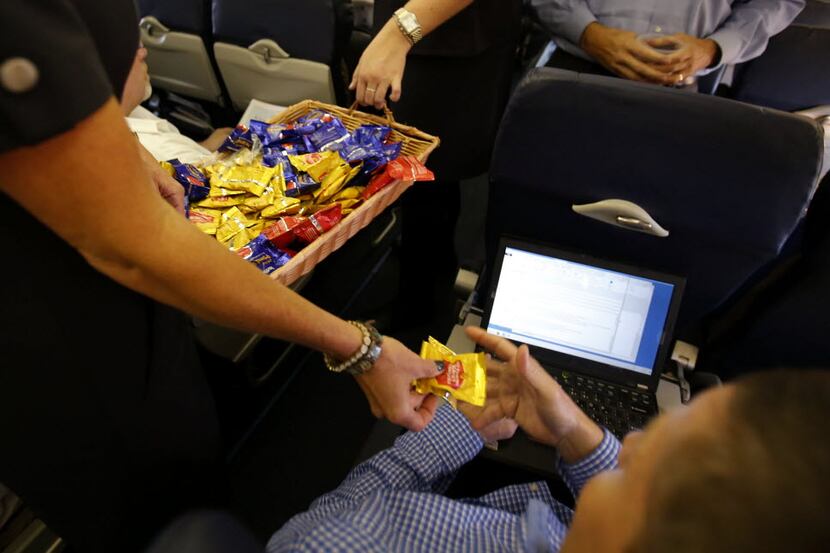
left=707, top=28, right=744, bottom=67
left=559, top=6, right=598, bottom=47
left=395, top=403, right=484, bottom=478
left=558, top=428, right=621, bottom=493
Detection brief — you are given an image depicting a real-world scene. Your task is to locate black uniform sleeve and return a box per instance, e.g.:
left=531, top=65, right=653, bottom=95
left=0, top=0, right=114, bottom=153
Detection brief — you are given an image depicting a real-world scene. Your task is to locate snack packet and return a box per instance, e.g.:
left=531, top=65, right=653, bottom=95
left=193, top=194, right=244, bottom=209
left=217, top=125, right=254, bottom=153
left=260, top=196, right=302, bottom=218
left=236, top=234, right=293, bottom=274
left=169, top=159, right=210, bottom=202
left=210, top=164, right=275, bottom=196
left=262, top=216, right=304, bottom=249
left=414, top=337, right=487, bottom=407
left=288, top=151, right=340, bottom=182
left=362, top=155, right=435, bottom=199
left=292, top=204, right=342, bottom=244
left=188, top=207, right=222, bottom=235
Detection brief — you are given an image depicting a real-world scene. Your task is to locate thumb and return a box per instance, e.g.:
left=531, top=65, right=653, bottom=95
left=515, top=345, right=550, bottom=391
left=415, top=357, right=444, bottom=379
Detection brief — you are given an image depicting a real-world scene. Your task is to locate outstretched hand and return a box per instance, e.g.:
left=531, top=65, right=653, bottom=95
left=355, top=336, right=442, bottom=431
left=464, top=327, right=604, bottom=462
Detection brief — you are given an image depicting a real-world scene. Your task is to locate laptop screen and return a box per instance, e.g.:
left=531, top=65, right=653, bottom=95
left=486, top=246, right=676, bottom=376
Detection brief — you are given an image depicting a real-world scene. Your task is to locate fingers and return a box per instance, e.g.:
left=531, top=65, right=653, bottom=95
left=483, top=418, right=518, bottom=441
left=370, top=78, right=391, bottom=110
left=464, top=326, right=518, bottom=362
left=389, top=75, right=402, bottom=103
left=395, top=393, right=440, bottom=431
left=516, top=345, right=557, bottom=395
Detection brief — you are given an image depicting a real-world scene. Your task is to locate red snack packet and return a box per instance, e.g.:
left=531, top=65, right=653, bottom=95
left=362, top=156, right=435, bottom=200
left=292, top=204, right=343, bottom=245
left=262, top=216, right=304, bottom=249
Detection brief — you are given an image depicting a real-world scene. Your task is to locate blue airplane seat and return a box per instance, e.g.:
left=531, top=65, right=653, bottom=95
left=486, top=68, right=824, bottom=336
left=211, top=0, right=343, bottom=109
left=137, top=0, right=224, bottom=104
left=730, top=0, right=830, bottom=111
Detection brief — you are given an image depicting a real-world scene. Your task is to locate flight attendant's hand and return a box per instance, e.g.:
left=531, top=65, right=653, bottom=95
left=355, top=336, right=442, bottom=431
left=350, top=20, right=412, bottom=109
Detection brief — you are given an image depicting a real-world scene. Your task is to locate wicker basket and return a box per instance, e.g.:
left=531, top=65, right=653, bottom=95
left=265, top=100, right=440, bottom=285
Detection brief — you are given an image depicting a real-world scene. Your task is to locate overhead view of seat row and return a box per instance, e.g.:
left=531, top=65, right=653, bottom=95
left=1, top=0, right=829, bottom=552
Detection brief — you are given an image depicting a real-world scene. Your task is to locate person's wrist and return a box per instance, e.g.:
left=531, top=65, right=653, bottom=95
left=381, top=18, right=414, bottom=54
left=556, top=410, right=605, bottom=464
left=324, top=321, right=383, bottom=375
left=579, top=22, right=605, bottom=52
left=702, top=38, right=721, bottom=68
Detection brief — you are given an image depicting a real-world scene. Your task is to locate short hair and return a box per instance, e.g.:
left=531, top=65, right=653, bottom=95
left=631, top=369, right=830, bottom=553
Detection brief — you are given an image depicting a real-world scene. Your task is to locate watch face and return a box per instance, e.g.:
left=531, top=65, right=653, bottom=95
left=400, top=12, right=418, bottom=32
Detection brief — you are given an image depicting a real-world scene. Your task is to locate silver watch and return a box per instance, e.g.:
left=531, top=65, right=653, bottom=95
left=394, top=8, right=423, bottom=45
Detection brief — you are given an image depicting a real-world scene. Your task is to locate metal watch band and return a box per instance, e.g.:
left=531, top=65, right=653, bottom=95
left=393, top=8, right=423, bottom=46
left=324, top=321, right=383, bottom=376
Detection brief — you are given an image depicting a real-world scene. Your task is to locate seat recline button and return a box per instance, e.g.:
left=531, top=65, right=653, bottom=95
left=0, top=57, right=40, bottom=94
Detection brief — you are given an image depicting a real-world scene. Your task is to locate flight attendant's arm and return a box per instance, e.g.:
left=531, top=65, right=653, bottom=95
left=351, top=0, right=473, bottom=109
left=0, top=99, right=441, bottom=431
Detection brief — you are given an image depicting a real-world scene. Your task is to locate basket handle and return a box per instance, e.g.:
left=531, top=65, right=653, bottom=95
left=348, top=101, right=396, bottom=126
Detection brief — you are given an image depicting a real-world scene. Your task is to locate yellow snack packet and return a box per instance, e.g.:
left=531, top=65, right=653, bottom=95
left=316, top=163, right=361, bottom=203
left=260, top=196, right=302, bottom=218
left=188, top=207, right=222, bottom=235
left=332, top=186, right=365, bottom=201
left=413, top=337, right=487, bottom=407
left=288, top=151, right=340, bottom=181
left=208, top=186, right=246, bottom=197
left=216, top=206, right=250, bottom=243
left=211, top=165, right=276, bottom=196
left=193, top=194, right=243, bottom=209
left=225, top=229, right=253, bottom=252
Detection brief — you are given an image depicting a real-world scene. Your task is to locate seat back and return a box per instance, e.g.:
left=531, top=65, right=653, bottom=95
left=137, top=0, right=224, bottom=103
left=730, top=0, right=830, bottom=111
left=487, top=68, right=824, bottom=330
left=212, top=0, right=337, bottom=110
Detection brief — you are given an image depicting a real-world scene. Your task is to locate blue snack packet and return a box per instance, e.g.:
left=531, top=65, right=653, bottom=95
left=168, top=159, right=210, bottom=201
left=218, top=125, right=254, bottom=153
left=284, top=173, right=320, bottom=197
left=236, top=235, right=293, bottom=275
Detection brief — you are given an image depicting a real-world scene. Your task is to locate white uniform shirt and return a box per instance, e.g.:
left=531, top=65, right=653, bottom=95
left=125, top=106, right=211, bottom=164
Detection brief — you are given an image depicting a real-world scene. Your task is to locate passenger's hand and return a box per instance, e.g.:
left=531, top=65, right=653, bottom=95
left=350, top=22, right=412, bottom=109
left=355, top=336, right=442, bottom=431
left=645, top=33, right=719, bottom=79
left=464, top=327, right=580, bottom=447
left=200, top=127, right=234, bottom=152
left=457, top=401, right=518, bottom=443
left=580, top=23, right=688, bottom=85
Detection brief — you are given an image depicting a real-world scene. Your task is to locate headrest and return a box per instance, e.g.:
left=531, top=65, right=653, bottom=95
left=136, top=0, right=209, bottom=35
left=212, top=0, right=335, bottom=64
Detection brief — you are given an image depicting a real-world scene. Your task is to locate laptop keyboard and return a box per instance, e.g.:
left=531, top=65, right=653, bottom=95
left=553, top=371, right=657, bottom=440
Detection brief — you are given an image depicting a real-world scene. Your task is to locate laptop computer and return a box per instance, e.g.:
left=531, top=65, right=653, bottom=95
left=481, top=238, right=685, bottom=439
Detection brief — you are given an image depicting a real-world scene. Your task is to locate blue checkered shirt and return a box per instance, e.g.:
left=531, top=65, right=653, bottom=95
left=268, top=405, right=620, bottom=552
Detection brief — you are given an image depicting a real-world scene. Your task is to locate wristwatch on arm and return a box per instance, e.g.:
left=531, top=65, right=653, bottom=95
left=393, top=8, right=423, bottom=45
left=324, top=321, right=383, bottom=375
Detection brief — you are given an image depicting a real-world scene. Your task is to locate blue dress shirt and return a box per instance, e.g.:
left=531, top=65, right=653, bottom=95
left=268, top=405, right=621, bottom=552
left=530, top=0, right=805, bottom=68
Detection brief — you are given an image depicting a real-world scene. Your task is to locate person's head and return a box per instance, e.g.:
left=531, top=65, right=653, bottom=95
left=563, top=369, right=830, bottom=553
left=120, top=45, right=152, bottom=115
